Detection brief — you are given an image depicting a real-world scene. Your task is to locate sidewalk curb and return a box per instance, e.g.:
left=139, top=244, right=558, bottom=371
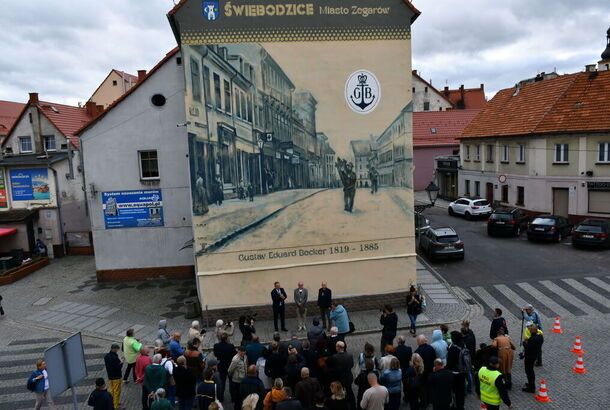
left=199, top=189, right=328, bottom=255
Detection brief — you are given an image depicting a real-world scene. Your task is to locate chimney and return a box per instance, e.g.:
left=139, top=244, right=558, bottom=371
left=460, top=84, right=465, bottom=99
left=85, top=101, right=97, bottom=117
left=585, top=64, right=597, bottom=72
left=480, top=84, right=485, bottom=91
left=137, top=70, right=147, bottom=82
left=443, top=86, right=449, bottom=96
left=29, top=92, right=39, bottom=105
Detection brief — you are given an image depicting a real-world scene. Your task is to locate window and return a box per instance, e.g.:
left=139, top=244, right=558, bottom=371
left=518, top=144, right=525, bottom=163
left=43, top=135, right=56, bottom=151
left=223, top=80, right=231, bottom=113
left=19, top=136, right=32, bottom=153
left=203, top=66, right=211, bottom=105
left=213, top=73, right=222, bottom=110
left=464, top=145, right=470, bottom=160
left=517, top=186, right=525, bottom=205
left=598, top=142, right=610, bottom=163
left=465, top=179, right=470, bottom=195
left=151, top=94, right=166, bottom=107
left=112, top=80, right=118, bottom=86
left=139, top=150, right=159, bottom=180
left=475, top=145, right=481, bottom=161
left=501, top=185, right=508, bottom=202
left=423, top=102, right=430, bottom=111
left=430, top=128, right=437, bottom=134
left=474, top=181, right=480, bottom=196
left=246, top=95, right=253, bottom=123
left=501, top=145, right=509, bottom=162
left=554, top=143, right=569, bottom=163
left=190, top=58, right=201, bottom=101
left=486, top=144, right=494, bottom=162
left=424, top=86, right=428, bottom=93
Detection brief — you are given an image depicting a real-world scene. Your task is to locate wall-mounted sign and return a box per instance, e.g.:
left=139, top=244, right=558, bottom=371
left=587, top=181, right=610, bottom=191
left=0, top=169, right=8, bottom=208
left=9, top=168, right=50, bottom=201
left=102, top=189, right=164, bottom=229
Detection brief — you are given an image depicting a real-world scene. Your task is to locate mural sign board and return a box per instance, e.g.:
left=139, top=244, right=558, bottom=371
left=169, top=0, right=419, bottom=311
left=102, top=190, right=164, bottom=229
left=9, top=168, right=50, bottom=201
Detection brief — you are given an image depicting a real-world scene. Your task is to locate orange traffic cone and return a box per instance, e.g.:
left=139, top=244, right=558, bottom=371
left=570, top=336, right=585, bottom=354
left=535, top=379, right=552, bottom=403
left=552, top=316, right=563, bottom=333
left=573, top=355, right=587, bottom=374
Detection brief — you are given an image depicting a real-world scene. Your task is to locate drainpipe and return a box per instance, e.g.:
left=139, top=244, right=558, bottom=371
left=49, top=165, right=66, bottom=257
left=79, top=144, right=89, bottom=217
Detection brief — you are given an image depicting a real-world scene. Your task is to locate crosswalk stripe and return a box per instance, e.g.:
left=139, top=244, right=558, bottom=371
left=494, top=284, right=548, bottom=319
left=561, top=279, right=610, bottom=309
left=539, top=280, right=601, bottom=315
left=515, top=282, right=576, bottom=318
left=470, top=286, right=519, bottom=321
left=585, top=277, right=610, bottom=293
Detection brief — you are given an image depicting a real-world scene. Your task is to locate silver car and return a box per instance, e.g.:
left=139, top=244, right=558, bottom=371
left=448, top=197, right=492, bottom=220
left=419, top=227, right=465, bottom=260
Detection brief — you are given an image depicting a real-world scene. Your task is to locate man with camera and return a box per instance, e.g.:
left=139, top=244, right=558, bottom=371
left=271, top=281, right=288, bottom=332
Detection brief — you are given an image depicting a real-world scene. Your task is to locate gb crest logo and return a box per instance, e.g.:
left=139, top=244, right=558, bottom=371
left=202, top=0, right=219, bottom=21
left=345, top=70, right=381, bottom=114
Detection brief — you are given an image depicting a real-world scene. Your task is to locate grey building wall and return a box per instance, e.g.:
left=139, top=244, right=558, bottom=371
left=80, top=52, right=194, bottom=271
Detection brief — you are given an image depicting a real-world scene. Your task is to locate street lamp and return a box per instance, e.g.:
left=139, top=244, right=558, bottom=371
left=257, top=138, right=265, bottom=195
left=425, top=181, right=440, bottom=206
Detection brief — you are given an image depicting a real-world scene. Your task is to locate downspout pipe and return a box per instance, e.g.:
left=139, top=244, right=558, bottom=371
left=49, top=165, right=66, bottom=257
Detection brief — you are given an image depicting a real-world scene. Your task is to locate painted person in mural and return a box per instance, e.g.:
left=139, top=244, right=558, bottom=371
left=369, top=166, right=379, bottom=195
left=335, top=157, right=357, bottom=212
left=194, top=171, right=209, bottom=215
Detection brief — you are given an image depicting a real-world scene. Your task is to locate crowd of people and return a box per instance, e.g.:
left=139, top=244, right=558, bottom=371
left=26, top=288, right=545, bottom=410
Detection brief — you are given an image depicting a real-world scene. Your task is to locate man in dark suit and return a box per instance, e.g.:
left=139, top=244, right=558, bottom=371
left=213, top=332, right=237, bottom=402
left=317, top=282, right=332, bottom=331
left=271, top=281, right=288, bottom=332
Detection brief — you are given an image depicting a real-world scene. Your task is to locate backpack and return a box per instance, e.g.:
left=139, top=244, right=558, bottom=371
left=458, top=346, right=472, bottom=373
left=358, top=353, right=379, bottom=371
left=26, top=373, right=38, bottom=392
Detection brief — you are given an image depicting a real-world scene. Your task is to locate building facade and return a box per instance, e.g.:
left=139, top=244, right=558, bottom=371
left=350, top=140, right=372, bottom=187
left=89, top=69, right=139, bottom=108
left=375, top=105, right=413, bottom=188
left=459, top=43, right=610, bottom=219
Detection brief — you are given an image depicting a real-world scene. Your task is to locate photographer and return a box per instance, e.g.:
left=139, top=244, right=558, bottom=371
left=239, top=315, right=257, bottom=346
left=379, top=305, right=398, bottom=353
left=216, top=319, right=235, bottom=343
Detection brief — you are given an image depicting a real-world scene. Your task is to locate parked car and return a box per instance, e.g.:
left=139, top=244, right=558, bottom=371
left=419, top=227, right=464, bottom=260
left=487, top=208, right=529, bottom=237
left=526, top=215, right=573, bottom=242
left=572, top=219, right=610, bottom=249
left=415, top=213, right=430, bottom=237
left=448, top=197, right=492, bottom=220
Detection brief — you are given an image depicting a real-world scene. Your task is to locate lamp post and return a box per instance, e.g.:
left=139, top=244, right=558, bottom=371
left=414, top=181, right=439, bottom=213
left=257, top=137, right=265, bottom=195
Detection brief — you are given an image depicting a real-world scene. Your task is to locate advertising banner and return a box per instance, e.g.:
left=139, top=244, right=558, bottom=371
left=0, top=169, right=7, bottom=208
left=9, top=168, right=50, bottom=201
left=102, top=190, right=164, bottom=229
left=170, top=0, right=419, bottom=310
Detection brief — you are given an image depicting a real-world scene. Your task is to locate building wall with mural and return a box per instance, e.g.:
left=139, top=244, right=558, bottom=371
left=169, top=0, right=419, bottom=314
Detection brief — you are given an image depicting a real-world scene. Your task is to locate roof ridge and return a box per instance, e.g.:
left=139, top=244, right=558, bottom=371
left=529, top=73, right=580, bottom=134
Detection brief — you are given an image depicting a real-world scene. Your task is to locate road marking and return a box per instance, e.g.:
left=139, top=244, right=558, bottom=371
left=494, top=284, right=547, bottom=319
left=539, top=280, right=601, bottom=315
left=585, top=277, right=610, bottom=293
left=470, top=286, right=518, bottom=321
left=32, top=297, right=52, bottom=306
left=561, top=278, right=610, bottom=309
left=515, top=282, right=574, bottom=319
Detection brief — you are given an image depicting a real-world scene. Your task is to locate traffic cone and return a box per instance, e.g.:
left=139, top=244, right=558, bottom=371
left=573, top=355, right=587, bottom=374
left=552, top=316, right=563, bottom=333
left=535, top=379, right=552, bottom=403
left=570, top=336, right=585, bottom=354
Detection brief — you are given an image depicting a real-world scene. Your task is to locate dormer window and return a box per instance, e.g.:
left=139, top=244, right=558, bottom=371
left=44, top=135, right=56, bottom=152
left=19, top=136, right=32, bottom=153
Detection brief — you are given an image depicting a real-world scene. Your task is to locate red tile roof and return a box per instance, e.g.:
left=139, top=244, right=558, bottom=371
left=460, top=70, right=610, bottom=139
left=443, top=87, right=487, bottom=110
left=414, top=109, right=480, bottom=147
left=0, top=100, right=26, bottom=137
left=76, top=48, right=180, bottom=136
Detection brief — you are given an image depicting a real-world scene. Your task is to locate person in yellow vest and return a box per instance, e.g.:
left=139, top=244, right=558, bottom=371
left=122, top=328, right=143, bottom=383
left=475, top=356, right=512, bottom=410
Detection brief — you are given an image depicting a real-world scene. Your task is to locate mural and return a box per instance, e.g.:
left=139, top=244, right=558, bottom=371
left=170, top=0, right=419, bottom=309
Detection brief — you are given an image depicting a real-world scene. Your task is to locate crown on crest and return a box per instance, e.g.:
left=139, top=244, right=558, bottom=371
left=357, top=73, right=368, bottom=84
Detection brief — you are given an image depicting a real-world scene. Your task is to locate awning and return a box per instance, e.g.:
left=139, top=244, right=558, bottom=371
left=0, top=228, right=17, bottom=237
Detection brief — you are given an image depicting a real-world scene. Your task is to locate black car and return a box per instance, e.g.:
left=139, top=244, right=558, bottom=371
left=419, top=227, right=464, bottom=260
left=572, top=219, right=610, bottom=249
left=526, top=215, right=573, bottom=242
left=487, top=208, right=529, bottom=237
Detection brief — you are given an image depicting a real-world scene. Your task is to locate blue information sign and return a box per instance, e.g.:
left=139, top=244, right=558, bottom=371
left=102, top=189, right=164, bottom=229
left=9, top=168, right=50, bottom=201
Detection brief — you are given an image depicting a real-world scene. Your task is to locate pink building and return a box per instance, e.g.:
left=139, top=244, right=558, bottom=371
left=413, top=109, right=480, bottom=191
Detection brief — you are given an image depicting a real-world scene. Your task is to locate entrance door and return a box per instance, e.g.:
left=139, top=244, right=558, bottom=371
left=486, top=183, right=494, bottom=203
left=553, top=188, right=569, bottom=217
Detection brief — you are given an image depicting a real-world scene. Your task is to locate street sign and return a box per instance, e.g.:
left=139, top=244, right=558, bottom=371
left=44, top=332, right=87, bottom=408
left=265, top=132, right=273, bottom=142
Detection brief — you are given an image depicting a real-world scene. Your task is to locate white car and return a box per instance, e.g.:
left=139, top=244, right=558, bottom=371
left=448, top=197, right=492, bottom=220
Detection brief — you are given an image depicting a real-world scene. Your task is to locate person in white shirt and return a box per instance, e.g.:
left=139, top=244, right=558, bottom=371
left=360, top=373, right=389, bottom=410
